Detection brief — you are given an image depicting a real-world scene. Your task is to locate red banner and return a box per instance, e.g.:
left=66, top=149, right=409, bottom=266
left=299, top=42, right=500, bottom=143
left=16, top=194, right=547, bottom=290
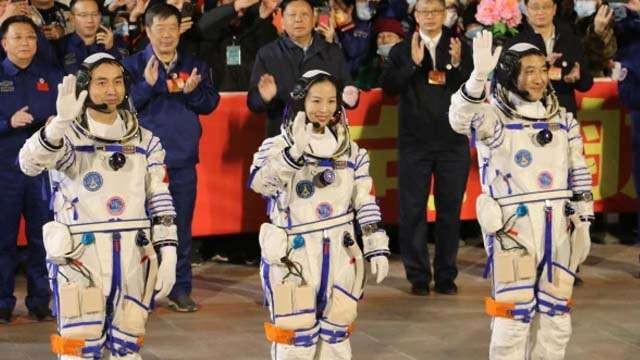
left=193, top=80, right=637, bottom=236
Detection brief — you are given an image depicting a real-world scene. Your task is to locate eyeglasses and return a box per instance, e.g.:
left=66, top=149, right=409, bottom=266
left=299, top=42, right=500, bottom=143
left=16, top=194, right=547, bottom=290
left=5, top=34, right=37, bottom=42
left=527, top=3, right=555, bottom=12
left=73, top=12, right=101, bottom=18
left=415, top=8, right=445, bottom=17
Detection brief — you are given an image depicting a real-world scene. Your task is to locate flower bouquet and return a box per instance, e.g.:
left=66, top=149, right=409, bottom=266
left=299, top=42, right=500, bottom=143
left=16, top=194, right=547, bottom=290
left=475, top=0, right=522, bottom=39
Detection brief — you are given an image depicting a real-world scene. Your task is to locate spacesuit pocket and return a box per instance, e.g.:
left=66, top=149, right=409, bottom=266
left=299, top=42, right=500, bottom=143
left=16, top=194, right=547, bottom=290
left=118, top=296, right=149, bottom=336
left=259, top=223, right=288, bottom=264
left=43, top=221, right=79, bottom=263
left=493, top=253, right=533, bottom=304
left=272, top=283, right=316, bottom=330
left=476, top=194, right=503, bottom=234
left=58, top=283, right=104, bottom=339
left=326, top=285, right=358, bottom=326
left=540, top=265, right=575, bottom=300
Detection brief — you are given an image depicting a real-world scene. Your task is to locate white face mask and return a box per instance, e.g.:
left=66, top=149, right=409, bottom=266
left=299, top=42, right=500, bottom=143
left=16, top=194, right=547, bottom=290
left=356, top=2, right=373, bottom=21
left=377, top=43, right=394, bottom=58
left=406, top=0, right=417, bottom=9
left=574, top=0, right=597, bottom=18
left=444, top=8, right=458, bottom=28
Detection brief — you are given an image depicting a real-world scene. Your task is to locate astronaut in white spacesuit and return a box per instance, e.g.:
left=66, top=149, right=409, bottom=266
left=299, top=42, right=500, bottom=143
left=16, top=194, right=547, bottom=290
left=18, top=53, right=177, bottom=359
left=249, top=70, right=390, bottom=360
left=449, top=32, right=593, bottom=360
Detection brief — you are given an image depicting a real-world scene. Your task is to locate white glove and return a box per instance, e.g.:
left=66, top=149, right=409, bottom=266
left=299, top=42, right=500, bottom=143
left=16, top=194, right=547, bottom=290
left=287, top=111, right=313, bottom=160
left=569, top=223, right=591, bottom=271
left=45, top=75, right=88, bottom=142
left=154, top=246, right=177, bottom=301
left=466, top=30, right=502, bottom=96
left=370, top=256, right=389, bottom=284
left=342, top=85, right=359, bottom=108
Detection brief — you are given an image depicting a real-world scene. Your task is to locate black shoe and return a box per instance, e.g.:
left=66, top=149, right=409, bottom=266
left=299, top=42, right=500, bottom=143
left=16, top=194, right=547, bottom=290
left=410, top=284, right=430, bottom=296
left=28, top=304, right=54, bottom=321
left=434, top=281, right=458, bottom=295
left=573, top=276, right=584, bottom=287
left=0, top=308, right=11, bottom=324
left=168, top=294, right=198, bottom=312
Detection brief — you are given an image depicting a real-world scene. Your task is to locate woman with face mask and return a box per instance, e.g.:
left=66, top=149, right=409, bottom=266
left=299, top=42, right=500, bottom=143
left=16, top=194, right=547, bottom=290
left=354, top=17, right=405, bottom=89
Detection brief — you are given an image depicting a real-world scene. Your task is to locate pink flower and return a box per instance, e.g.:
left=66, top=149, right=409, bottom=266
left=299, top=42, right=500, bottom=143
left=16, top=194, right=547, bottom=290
left=476, top=0, right=501, bottom=25
left=476, top=0, right=522, bottom=28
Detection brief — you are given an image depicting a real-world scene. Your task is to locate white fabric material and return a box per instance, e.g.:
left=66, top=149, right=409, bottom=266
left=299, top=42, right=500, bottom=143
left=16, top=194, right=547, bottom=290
left=19, top=109, right=176, bottom=357
left=87, top=113, right=126, bottom=140
left=419, top=30, right=441, bottom=67
left=308, top=130, right=338, bottom=158
left=370, top=256, right=389, bottom=284
left=251, top=121, right=387, bottom=359
left=288, top=111, right=313, bottom=160
left=154, top=246, right=176, bottom=301
left=46, top=75, right=88, bottom=142
left=450, top=60, right=591, bottom=358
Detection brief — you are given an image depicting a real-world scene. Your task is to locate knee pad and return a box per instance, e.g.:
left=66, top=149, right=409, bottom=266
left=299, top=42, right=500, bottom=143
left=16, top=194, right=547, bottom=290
left=264, top=322, right=320, bottom=347
left=319, top=319, right=353, bottom=344
left=538, top=263, right=575, bottom=316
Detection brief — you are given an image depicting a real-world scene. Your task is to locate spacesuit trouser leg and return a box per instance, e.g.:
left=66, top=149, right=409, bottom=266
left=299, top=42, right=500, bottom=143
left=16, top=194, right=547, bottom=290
left=398, top=146, right=434, bottom=288
left=23, top=172, right=51, bottom=311
left=631, top=111, right=640, bottom=244
left=167, top=166, right=196, bottom=299
left=432, top=148, right=469, bottom=285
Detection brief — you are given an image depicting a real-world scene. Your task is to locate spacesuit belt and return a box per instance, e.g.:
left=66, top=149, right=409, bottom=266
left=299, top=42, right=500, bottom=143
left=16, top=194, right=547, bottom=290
left=283, top=213, right=355, bottom=236
left=68, top=219, right=151, bottom=235
left=495, top=190, right=573, bottom=207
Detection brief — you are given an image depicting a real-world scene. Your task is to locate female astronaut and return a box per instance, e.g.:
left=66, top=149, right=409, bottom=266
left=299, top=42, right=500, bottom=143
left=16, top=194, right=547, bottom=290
left=248, top=70, right=390, bottom=360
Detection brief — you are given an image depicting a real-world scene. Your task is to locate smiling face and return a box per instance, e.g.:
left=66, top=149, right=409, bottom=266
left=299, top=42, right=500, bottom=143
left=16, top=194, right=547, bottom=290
left=305, top=80, right=338, bottom=132
left=414, top=0, right=446, bottom=34
left=146, top=14, right=180, bottom=58
left=1, top=22, right=37, bottom=66
left=526, top=0, right=556, bottom=28
left=89, top=62, right=126, bottom=113
left=517, top=54, right=549, bottom=101
left=71, top=0, right=101, bottom=39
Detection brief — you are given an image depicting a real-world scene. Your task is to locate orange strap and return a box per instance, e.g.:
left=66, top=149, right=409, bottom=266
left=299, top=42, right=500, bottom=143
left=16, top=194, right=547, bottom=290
left=264, top=322, right=295, bottom=345
left=50, top=334, right=85, bottom=356
left=485, top=297, right=515, bottom=319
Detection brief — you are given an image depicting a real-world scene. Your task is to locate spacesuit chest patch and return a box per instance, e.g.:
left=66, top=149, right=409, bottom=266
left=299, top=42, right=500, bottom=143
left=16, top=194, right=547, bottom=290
left=316, top=202, right=333, bottom=220
left=514, top=150, right=532, bottom=168
left=106, top=196, right=126, bottom=216
left=82, top=172, right=104, bottom=192
left=537, top=171, right=554, bottom=189
left=296, top=180, right=315, bottom=199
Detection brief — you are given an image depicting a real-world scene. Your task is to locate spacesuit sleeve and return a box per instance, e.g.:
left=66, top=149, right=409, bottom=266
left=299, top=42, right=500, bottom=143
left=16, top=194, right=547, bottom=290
left=449, top=86, right=504, bottom=149
left=144, top=134, right=178, bottom=248
left=350, top=146, right=382, bottom=226
left=248, top=136, right=299, bottom=197
left=566, top=114, right=592, bottom=194
left=18, top=127, right=76, bottom=177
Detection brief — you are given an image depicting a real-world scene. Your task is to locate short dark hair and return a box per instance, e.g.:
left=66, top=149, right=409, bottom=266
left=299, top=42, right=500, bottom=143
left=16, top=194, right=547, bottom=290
left=281, top=0, right=315, bottom=13
left=523, top=0, right=557, bottom=5
left=144, top=2, right=181, bottom=27
left=69, top=0, right=100, bottom=13
left=0, top=16, right=39, bottom=37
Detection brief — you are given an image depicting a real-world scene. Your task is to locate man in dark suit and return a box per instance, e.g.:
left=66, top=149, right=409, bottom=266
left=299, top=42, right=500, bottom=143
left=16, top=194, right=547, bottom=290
left=381, top=0, right=472, bottom=296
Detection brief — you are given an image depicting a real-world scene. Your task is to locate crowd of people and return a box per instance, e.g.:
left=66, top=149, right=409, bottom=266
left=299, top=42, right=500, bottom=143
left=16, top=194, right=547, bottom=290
left=1, top=0, right=639, bottom=358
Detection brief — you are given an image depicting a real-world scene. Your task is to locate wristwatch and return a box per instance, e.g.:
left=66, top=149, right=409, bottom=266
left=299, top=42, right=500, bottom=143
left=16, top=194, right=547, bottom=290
left=152, top=216, right=175, bottom=226
left=571, top=191, right=593, bottom=202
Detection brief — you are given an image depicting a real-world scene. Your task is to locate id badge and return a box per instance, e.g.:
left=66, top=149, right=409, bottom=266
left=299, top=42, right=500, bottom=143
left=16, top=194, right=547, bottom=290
left=226, top=45, right=241, bottom=66
left=428, top=70, right=446, bottom=85
left=548, top=67, right=562, bottom=81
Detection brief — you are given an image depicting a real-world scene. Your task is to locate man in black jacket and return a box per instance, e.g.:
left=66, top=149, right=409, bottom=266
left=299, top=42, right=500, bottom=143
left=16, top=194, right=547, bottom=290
left=381, top=0, right=472, bottom=296
left=247, top=0, right=355, bottom=137
left=198, top=0, right=278, bottom=91
left=511, top=0, right=594, bottom=116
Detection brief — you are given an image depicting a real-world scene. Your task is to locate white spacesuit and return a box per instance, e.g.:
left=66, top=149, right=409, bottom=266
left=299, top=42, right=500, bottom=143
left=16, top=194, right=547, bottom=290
left=249, top=70, right=390, bottom=360
left=449, top=33, right=593, bottom=359
left=18, top=54, right=177, bottom=359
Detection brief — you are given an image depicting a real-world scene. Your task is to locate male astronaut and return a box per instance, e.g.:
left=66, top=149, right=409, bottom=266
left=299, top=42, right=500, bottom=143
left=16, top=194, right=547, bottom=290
left=449, top=31, right=593, bottom=359
left=18, top=52, right=177, bottom=359
left=249, top=70, right=390, bottom=360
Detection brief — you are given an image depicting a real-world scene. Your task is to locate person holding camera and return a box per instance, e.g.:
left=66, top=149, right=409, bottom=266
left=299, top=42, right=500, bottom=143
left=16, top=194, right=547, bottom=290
left=56, top=0, right=130, bottom=74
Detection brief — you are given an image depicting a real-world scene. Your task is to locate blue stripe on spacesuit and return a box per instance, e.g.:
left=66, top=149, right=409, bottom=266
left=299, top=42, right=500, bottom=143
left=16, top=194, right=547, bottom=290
left=316, top=237, right=331, bottom=318
left=483, top=235, right=494, bottom=279
left=543, top=207, right=553, bottom=283
left=261, top=259, right=275, bottom=321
